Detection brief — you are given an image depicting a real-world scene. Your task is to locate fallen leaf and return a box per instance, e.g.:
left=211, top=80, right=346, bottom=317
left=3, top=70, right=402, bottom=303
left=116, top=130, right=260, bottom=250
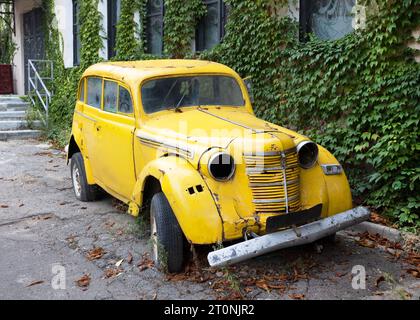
left=256, top=279, right=270, bottom=292
left=138, top=254, right=154, bottom=271
left=289, top=293, right=305, bottom=300
left=115, top=259, right=124, bottom=267
left=406, top=268, right=420, bottom=278
left=26, top=280, right=44, bottom=287
left=75, top=274, right=91, bottom=288
left=103, top=268, right=123, bottom=279
left=19, top=203, right=24, bottom=207
left=244, top=287, right=253, bottom=293
left=1, top=204, right=9, bottom=208
left=86, top=247, right=105, bottom=260
left=357, top=238, right=376, bottom=248
left=127, top=252, right=133, bottom=264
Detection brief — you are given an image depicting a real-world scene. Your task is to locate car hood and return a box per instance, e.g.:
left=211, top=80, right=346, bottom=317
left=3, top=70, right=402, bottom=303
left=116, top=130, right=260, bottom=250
left=137, top=108, right=308, bottom=165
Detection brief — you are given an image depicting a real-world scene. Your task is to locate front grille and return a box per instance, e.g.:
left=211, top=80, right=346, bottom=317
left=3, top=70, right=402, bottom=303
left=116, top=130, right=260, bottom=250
left=244, top=149, right=301, bottom=213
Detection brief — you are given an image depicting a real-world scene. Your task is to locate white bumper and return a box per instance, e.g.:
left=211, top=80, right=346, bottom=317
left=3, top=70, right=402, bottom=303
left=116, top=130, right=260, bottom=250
left=207, top=206, right=370, bottom=267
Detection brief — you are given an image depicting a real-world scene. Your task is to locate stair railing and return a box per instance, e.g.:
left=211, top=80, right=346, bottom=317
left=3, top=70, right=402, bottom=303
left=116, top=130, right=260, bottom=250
left=27, top=59, right=53, bottom=126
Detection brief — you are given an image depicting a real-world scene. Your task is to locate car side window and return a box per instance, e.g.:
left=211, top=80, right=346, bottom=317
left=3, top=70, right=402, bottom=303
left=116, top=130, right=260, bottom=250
left=104, top=80, right=118, bottom=113
left=119, top=86, right=133, bottom=114
left=79, top=79, right=85, bottom=102
left=87, top=77, right=102, bottom=108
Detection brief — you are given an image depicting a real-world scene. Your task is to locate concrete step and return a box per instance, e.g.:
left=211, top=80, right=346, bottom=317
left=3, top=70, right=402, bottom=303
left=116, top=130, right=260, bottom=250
left=0, top=111, right=26, bottom=120
left=0, top=102, right=30, bottom=111
left=0, top=130, right=42, bottom=141
left=0, top=120, right=42, bottom=131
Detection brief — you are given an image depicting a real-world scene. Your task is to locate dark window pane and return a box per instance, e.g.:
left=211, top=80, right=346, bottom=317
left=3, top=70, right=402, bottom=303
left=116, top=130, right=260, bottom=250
left=108, top=0, right=121, bottom=59
left=196, top=0, right=226, bottom=51
left=141, top=75, right=244, bottom=114
left=104, top=81, right=118, bottom=113
left=87, top=77, right=102, bottom=108
left=73, top=0, right=81, bottom=65
left=119, top=87, right=133, bottom=114
left=146, top=0, right=163, bottom=55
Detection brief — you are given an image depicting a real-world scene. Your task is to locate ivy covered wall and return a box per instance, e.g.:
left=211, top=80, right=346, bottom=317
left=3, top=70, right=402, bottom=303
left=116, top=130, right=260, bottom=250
left=44, top=0, right=419, bottom=230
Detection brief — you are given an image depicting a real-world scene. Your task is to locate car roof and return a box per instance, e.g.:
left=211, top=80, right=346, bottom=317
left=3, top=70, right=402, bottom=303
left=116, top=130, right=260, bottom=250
left=82, top=59, right=237, bottom=86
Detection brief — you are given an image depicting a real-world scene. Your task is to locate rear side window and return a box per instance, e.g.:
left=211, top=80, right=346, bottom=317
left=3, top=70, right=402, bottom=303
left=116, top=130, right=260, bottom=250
left=87, top=77, right=102, bottom=108
left=119, top=86, right=133, bottom=114
left=104, top=80, right=118, bottom=113
left=78, top=79, right=85, bottom=102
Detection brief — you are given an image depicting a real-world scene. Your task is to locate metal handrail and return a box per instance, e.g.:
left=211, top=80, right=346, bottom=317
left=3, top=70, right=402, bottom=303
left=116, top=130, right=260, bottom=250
left=27, top=59, right=53, bottom=125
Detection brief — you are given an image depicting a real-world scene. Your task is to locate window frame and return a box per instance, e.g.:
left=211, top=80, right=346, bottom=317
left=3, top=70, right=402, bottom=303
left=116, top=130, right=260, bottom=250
left=78, top=78, right=85, bottom=102
left=195, top=0, right=227, bottom=52
left=145, top=0, right=164, bottom=55
left=101, top=78, right=135, bottom=117
left=73, top=0, right=81, bottom=66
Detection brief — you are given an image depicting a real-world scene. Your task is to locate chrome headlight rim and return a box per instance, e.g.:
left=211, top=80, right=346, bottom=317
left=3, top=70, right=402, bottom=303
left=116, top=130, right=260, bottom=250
left=297, top=140, right=319, bottom=169
left=207, top=152, right=236, bottom=182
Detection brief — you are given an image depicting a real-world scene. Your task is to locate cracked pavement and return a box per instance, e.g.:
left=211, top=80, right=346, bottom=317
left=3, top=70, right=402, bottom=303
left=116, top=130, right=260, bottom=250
left=0, top=139, right=419, bottom=300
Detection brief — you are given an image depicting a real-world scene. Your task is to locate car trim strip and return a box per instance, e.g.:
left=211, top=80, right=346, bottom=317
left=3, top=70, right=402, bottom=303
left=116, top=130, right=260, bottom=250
left=252, top=194, right=299, bottom=204
left=136, top=133, right=194, bottom=159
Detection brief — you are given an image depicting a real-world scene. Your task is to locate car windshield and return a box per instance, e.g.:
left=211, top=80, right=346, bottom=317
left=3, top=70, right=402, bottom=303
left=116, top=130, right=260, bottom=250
left=141, top=75, right=245, bottom=113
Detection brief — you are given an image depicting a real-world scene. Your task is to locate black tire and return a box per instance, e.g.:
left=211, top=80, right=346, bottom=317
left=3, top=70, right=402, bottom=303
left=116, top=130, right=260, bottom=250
left=150, top=192, right=185, bottom=273
left=70, top=152, right=98, bottom=202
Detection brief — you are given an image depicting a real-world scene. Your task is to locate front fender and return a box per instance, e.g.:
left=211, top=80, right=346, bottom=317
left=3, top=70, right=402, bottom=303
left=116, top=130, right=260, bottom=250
left=132, top=156, right=223, bottom=244
left=300, top=145, right=352, bottom=217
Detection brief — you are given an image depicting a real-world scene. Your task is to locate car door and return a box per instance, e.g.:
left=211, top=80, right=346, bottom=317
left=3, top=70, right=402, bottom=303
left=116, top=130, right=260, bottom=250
left=92, top=79, right=136, bottom=201
left=82, top=76, right=103, bottom=179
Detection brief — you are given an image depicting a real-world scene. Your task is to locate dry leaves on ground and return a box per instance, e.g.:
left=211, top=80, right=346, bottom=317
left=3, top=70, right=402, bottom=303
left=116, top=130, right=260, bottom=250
left=103, top=268, right=123, bottom=279
left=138, top=253, right=154, bottom=271
left=75, top=274, right=91, bottom=288
left=406, top=268, right=420, bottom=278
left=86, top=247, right=105, bottom=260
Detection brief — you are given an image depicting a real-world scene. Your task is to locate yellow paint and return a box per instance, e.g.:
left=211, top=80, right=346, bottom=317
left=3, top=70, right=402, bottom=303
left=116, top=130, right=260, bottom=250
left=69, top=59, right=353, bottom=245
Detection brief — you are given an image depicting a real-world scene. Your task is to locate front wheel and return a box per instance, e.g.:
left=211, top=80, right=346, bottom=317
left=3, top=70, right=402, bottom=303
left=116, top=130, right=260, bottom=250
left=70, top=152, right=98, bottom=202
left=150, top=192, right=185, bottom=273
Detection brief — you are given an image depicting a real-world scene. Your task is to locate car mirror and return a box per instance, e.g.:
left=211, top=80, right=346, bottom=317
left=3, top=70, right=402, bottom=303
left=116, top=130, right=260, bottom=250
left=243, top=76, right=254, bottom=104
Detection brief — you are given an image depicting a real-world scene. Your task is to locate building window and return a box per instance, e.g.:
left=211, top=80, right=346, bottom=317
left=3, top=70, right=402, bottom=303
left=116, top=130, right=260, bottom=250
left=145, top=0, right=164, bottom=55
left=108, top=0, right=121, bottom=59
left=299, top=0, right=356, bottom=41
left=73, top=0, right=81, bottom=65
left=196, top=0, right=227, bottom=52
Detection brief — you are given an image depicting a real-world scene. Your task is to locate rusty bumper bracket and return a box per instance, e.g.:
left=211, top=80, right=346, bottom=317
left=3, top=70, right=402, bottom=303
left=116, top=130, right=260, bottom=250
left=207, top=206, right=370, bottom=267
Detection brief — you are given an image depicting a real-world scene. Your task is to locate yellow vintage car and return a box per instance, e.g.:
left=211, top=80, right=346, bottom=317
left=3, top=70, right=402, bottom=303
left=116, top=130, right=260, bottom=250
left=67, top=60, right=369, bottom=272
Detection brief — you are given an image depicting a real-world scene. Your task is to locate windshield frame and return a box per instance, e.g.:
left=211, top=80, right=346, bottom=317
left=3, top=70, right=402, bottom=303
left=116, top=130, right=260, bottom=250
left=139, top=73, right=247, bottom=115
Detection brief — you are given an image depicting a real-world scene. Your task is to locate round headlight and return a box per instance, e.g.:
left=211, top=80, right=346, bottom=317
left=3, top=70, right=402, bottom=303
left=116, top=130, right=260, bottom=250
left=208, top=152, right=235, bottom=181
left=297, top=141, right=319, bottom=169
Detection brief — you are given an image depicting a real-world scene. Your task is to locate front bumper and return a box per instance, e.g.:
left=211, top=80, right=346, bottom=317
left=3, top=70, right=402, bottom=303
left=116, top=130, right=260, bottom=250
left=207, top=206, right=370, bottom=267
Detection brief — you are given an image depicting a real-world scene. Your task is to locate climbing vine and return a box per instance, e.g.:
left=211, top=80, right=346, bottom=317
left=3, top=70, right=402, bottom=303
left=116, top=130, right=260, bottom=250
left=201, top=0, right=419, bottom=230
left=42, top=0, right=419, bottom=229
left=0, top=2, right=16, bottom=64
left=163, top=0, right=206, bottom=58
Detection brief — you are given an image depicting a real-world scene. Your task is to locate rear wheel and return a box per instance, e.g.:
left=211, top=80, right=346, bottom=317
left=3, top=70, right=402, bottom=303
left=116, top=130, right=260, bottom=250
left=150, top=192, right=185, bottom=273
left=70, top=152, right=98, bottom=202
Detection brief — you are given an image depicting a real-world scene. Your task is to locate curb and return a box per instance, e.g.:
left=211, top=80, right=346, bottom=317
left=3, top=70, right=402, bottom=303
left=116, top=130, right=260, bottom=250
left=347, top=221, right=403, bottom=243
